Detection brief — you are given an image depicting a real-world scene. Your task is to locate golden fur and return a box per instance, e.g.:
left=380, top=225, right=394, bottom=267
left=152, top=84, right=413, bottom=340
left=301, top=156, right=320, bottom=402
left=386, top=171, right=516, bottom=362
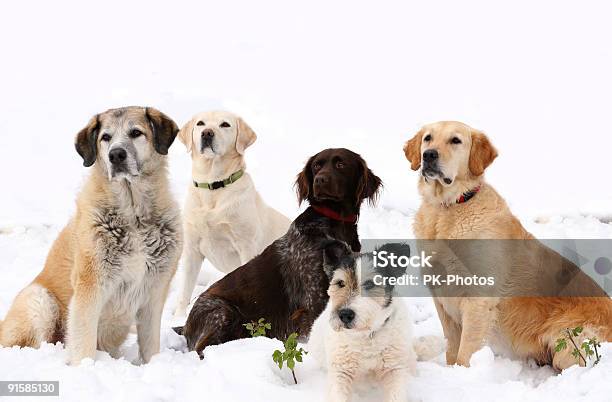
left=405, top=121, right=612, bottom=369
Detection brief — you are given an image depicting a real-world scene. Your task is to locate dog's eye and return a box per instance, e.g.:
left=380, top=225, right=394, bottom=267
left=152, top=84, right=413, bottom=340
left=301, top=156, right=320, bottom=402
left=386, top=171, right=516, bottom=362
left=424, top=134, right=432, bottom=142
left=451, top=137, right=462, bottom=144
left=220, top=121, right=231, bottom=128
left=130, top=129, right=143, bottom=138
left=335, top=161, right=345, bottom=169
left=196, top=121, right=205, bottom=126
left=313, top=162, right=322, bottom=170
left=101, top=133, right=112, bottom=142
left=334, top=280, right=346, bottom=288
left=362, top=280, right=375, bottom=290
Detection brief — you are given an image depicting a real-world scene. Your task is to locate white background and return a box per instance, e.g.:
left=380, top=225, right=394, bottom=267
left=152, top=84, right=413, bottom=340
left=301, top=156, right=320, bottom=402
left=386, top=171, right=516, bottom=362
left=1, top=2, right=611, bottom=401
left=1, top=0, right=611, bottom=225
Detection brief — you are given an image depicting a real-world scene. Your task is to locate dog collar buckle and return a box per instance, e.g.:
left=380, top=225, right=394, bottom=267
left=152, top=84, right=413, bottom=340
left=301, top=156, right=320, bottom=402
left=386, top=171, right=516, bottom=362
left=210, top=181, right=225, bottom=190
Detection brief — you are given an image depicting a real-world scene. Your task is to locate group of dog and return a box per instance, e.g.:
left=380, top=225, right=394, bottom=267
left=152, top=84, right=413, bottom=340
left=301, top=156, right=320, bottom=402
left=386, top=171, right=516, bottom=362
left=0, top=107, right=611, bottom=402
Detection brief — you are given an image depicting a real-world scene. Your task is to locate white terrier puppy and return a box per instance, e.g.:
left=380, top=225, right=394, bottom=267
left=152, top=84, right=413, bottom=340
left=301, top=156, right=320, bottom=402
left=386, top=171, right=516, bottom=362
left=309, top=242, right=437, bottom=402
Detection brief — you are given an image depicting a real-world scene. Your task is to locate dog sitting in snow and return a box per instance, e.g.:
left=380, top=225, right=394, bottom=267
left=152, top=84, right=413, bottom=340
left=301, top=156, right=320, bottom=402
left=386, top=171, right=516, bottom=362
left=174, top=111, right=290, bottom=316
left=403, top=121, right=612, bottom=370
left=309, top=242, right=433, bottom=402
left=0, top=107, right=181, bottom=365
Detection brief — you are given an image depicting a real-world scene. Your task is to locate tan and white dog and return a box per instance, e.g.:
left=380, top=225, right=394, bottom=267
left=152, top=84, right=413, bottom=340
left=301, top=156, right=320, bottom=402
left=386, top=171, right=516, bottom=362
left=309, top=242, right=427, bottom=402
left=0, top=107, right=182, bottom=365
left=174, top=111, right=290, bottom=316
left=404, top=121, right=612, bottom=370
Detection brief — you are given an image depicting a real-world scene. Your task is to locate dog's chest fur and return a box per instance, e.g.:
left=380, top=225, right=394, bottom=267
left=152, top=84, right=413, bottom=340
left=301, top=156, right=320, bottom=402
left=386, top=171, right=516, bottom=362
left=278, top=226, right=329, bottom=312
left=311, top=303, right=414, bottom=379
left=186, top=179, right=259, bottom=270
left=92, top=193, right=180, bottom=318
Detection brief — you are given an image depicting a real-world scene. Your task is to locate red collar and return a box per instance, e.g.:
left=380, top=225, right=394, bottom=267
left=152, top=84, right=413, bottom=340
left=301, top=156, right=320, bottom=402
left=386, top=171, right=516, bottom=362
left=455, top=185, right=481, bottom=204
left=312, top=205, right=358, bottom=224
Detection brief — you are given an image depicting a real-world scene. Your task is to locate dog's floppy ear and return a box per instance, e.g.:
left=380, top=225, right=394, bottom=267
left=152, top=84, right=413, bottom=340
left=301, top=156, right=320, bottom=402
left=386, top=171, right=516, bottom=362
left=235, top=117, right=257, bottom=155
left=177, top=117, right=196, bottom=153
left=323, top=240, right=354, bottom=280
left=75, top=114, right=100, bottom=167
left=145, top=107, right=179, bottom=155
left=403, top=129, right=424, bottom=171
left=356, top=158, right=383, bottom=207
left=295, top=155, right=314, bottom=205
left=468, top=130, right=498, bottom=176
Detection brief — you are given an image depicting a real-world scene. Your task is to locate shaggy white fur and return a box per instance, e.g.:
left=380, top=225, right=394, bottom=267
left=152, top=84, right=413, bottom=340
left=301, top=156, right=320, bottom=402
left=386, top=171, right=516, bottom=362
left=309, top=300, right=417, bottom=402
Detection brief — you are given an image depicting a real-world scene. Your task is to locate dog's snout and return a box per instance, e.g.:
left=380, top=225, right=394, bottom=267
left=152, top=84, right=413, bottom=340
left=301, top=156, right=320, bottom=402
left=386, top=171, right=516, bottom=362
left=109, top=148, right=127, bottom=165
left=314, top=175, right=330, bottom=186
left=201, top=129, right=215, bottom=138
left=338, top=308, right=355, bottom=325
left=423, top=149, right=439, bottom=162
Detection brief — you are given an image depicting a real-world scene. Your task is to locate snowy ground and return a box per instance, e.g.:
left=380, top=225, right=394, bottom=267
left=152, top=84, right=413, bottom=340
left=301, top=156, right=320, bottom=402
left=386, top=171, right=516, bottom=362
left=1, top=208, right=611, bottom=402
left=2, top=0, right=612, bottom=400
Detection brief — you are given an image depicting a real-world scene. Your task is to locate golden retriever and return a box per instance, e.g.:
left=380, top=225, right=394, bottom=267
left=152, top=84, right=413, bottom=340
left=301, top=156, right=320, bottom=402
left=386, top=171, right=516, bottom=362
left=404, top=121, right=612, bottom=370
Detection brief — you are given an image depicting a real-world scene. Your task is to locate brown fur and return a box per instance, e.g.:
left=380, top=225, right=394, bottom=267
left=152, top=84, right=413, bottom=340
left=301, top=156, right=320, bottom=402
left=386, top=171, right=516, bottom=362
left=406, top=121, right=612, bottom=370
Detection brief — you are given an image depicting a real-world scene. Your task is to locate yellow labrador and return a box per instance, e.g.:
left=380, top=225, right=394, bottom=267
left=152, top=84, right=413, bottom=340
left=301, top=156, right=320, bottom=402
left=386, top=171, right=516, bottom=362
left=174, top=111, right=290, bottom=316
left=404, top=121, right=612, bottom=370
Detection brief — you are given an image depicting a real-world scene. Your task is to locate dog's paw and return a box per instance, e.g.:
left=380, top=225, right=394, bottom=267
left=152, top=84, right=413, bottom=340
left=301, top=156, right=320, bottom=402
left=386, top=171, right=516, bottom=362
left=414, top=335, right=446, bottom=361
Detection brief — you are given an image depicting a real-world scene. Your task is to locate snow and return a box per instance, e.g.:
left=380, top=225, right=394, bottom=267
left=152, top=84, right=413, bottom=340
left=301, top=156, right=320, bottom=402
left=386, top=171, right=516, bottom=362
left=1, top=0, right=612, bottom=400
left=1, top=212, right=611, bottom=402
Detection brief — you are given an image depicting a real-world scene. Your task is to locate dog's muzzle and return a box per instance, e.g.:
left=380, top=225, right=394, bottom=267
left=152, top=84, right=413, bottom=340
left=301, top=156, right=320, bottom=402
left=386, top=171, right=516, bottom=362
left=313, top=174, right=341, bottom=201
left=109, top=148, right=127, bottom=166
left=108, top=145, right=138, bottom=178
left=338, top=308, right=355, bottom=328
left=422, top=149, right=447, bottom=181
left=200, top=129, right=215, bottom=153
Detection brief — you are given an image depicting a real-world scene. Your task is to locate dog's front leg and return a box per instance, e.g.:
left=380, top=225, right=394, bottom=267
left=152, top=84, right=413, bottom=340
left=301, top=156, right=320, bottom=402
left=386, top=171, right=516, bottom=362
left=327, top=367, right=356, bottom=402
left=434, top=298, right=461, bottom=365
left=175, top=237, right=204, bottom=317
left=455, top=297, right=498, bottom=366
left=66, top=273, right=105, bottom=365
left=137, top=273, right=173, bottom=363
left=381, top=368, right=409, bottom=402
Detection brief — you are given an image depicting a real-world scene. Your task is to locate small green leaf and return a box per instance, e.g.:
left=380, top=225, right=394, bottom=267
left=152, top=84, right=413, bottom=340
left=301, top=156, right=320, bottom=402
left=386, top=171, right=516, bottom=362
left=555, top=338, right=567, bottom=352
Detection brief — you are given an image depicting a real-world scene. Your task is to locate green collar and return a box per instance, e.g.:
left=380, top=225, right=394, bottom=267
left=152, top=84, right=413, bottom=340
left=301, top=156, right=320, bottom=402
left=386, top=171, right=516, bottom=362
left=193, top=169, right=244, bottom=190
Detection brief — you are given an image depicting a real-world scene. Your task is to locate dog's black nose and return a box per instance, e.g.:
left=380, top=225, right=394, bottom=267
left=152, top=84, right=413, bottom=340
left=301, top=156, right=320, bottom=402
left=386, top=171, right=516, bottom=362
left=338, top=308, right=355, bottom=325
left=108, top=148, right=127, bottom=165
left=423, top=149, right=438, bottom=162
left=202, top=129, right=215, bottom=138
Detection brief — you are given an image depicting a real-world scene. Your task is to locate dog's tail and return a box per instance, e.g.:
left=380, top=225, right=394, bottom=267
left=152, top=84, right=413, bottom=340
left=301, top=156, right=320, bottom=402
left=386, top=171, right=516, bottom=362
left=172, top=326, right=184, bottom=336
left=413, top=335, right=446, bottom=361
